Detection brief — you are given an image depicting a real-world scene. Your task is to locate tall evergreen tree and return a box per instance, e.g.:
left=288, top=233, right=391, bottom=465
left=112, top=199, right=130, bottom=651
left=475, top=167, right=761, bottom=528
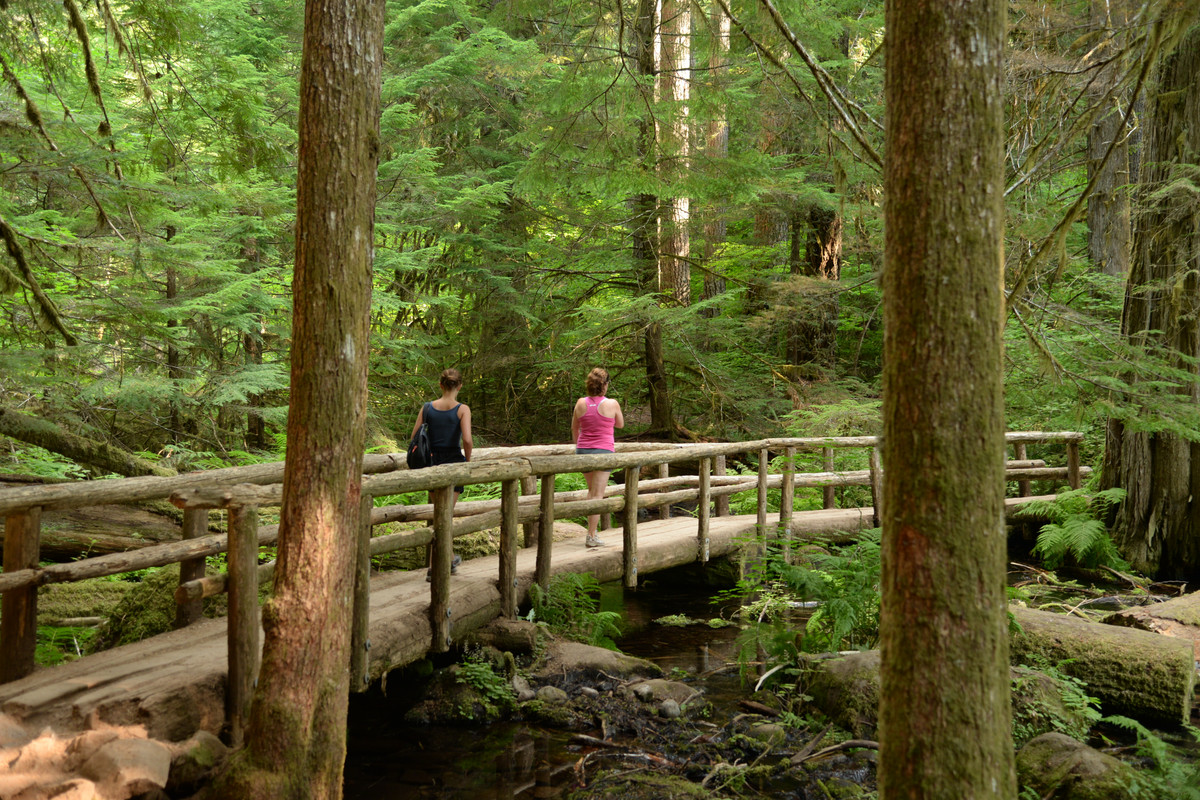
left=879, top=0, right=1014, bottom=798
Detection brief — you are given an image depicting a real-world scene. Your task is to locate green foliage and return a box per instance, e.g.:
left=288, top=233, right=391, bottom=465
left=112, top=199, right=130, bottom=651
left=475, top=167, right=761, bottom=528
left=719, top=530, right=882, bottom=688
left=1101, top=717, right=1200, bottom=800
left=36, top=625, right=98, bottom=666
left=1011, top=655, right=1102, bottom=745
left=1024, top=488, right=1129, bottom=570
left=455, top=655, right=515, bottom=715
left=527, top=573, right=623, bottom=649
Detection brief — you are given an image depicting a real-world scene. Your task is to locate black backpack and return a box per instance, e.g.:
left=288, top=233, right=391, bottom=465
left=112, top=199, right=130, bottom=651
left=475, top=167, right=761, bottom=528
left=406, top=403, right=433, bottom=469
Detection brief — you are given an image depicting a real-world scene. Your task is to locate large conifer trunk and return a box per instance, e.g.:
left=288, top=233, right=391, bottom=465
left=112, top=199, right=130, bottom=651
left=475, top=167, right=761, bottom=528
left=211, top=0, right=384, bottom=796
left=879, top=0, right=1014, bottom=796
left=1106, top=25, right=1200, bottom=579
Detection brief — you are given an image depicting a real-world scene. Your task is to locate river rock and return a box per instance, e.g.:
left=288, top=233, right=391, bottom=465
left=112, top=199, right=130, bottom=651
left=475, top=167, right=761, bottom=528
left=659, top=699, right=681, bottom=719
left=746, top=722, right=786, bottom=743
left=536, top=686, right=570, bottom=704
left=803, top=650, right=881, bottom=738
left=166, top=730, right=228, bottom=791
left=79, top=737, right=171, bottom=799
left=534, top=640, right=662, bottom=685
left=1016, top=732, right=1137, bottom=800
left=624, top=678, right=696, bottom=706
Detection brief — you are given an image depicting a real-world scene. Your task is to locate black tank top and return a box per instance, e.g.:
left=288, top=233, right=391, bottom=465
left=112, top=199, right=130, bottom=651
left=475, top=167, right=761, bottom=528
left=424, top=403, right=462, bottom=452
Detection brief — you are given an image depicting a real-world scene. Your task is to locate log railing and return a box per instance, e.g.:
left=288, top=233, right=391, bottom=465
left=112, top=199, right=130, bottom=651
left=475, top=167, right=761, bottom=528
left=0, top=432, right=1088, bottom=708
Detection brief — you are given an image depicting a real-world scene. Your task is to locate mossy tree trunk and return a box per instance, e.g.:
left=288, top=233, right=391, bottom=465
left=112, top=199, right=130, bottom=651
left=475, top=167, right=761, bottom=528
left=879, top=0, right=1014, bottom=797
left=1104, top=24, right=1200, bottom=579
left=209, top=0, right=384, bottom=796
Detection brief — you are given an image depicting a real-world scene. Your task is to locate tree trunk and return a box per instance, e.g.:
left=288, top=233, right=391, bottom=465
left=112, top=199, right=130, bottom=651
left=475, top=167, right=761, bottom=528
left=879, top=0, right=1013, bottom=798
left=1085, top=1, right=1132, bottom=279
left=699, top=0, right=729, bottom=317
left=1107, top=25, right=1200, bottom=579
left=210, top=0, right=384, bottom=795
left=0, top=406, right=175, bottom=478
left=656, top=0, right=690, bottom=308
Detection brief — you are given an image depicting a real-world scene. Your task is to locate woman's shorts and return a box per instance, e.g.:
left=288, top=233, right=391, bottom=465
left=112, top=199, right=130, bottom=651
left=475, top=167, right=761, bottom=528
left=576, top=447, right=614, bottom=455
left=431, top=449, right=467, bottom=494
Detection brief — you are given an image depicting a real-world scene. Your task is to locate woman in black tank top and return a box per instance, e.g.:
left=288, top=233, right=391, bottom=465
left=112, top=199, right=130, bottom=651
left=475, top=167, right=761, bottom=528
left=411, top=368, right=473, bottom=575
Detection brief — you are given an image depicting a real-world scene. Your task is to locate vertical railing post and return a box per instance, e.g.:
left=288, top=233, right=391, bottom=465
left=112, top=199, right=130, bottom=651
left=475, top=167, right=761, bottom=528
left=174, top=508, right=208, bottom=629
left=226, top=503, right=260, bottom=747
left=0, top=507, right=41, bottom=684
left=536, top=474, right=554, bottom=590
left=622, top=466, right=639, bottom=588
left=697, top=457, right=711, bottom=563
left=780, top=446, right=795, bottom=561
left=869, top=446, right=884, bottom=528
left=658, top=463, right=671, bottom=519
left=521, top=475, right=539, bottom=548
left=1066, top=440, right=1081, bottom=490
left=350, top=494, right=372, bottom=693
left=757, top=448, right=769, bottom=553
left=499, top=478, right=520, bottom=618
left=822, top=446, right=837, bottom=509
left=714, top=455, right=730, bottom=517
left=430, top=486, right=453, bottom=654
left=1014, top=442, right=1030, bottom=498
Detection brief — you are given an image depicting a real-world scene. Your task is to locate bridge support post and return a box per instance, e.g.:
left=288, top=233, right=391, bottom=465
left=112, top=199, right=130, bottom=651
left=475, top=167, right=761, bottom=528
left=499, top=479, right=519, bottom=618
left=714, top=455, right=730, bottom=516
left=823, top=447, right=837, bottom=509
left=757, top=448, right=769, bottom=555
left=174, top=508, right=208, bottom=629
left=622, top=467, right=639, bottom=588
left=226, top=503, right=260, bottom=747
left=780, top=446, right=795, bottom=560
left=350, top=494, right=372, bottom=692
left=697, top=458, right=711, bottom=563
left=1014, top=443, right=1031, bottom=497
left=430, top=486, right=453, bottom=653
left=869, top=447, right=883, bottom=527
left=536, top=475, right=554, bottom=590
left=521, top=476, right=539, bottom=548
left=0, top=507, right=41, bottom=684
left=1067, top=442, right=1081, bottom=489
left=658, top=463, right=670, bottom=519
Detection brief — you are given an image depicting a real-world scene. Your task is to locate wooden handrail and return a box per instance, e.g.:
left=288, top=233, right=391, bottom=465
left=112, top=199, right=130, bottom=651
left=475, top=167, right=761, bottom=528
left=0, top=431, right=1093, bottom=702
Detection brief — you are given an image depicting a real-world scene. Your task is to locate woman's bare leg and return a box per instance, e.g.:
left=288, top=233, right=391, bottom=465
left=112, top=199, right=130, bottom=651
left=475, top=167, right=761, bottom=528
left=584, top=470, right=609, bottom=543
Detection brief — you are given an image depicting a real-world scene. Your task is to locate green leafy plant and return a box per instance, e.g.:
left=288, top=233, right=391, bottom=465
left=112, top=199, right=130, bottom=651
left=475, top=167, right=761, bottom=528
left=1102, top=716, right=1200, bottom=800
left=1024, top=488, right=1128, bottom=570
left=456, top=657, right=515, bottom=714
left=527, top=573, right=623, bottom=649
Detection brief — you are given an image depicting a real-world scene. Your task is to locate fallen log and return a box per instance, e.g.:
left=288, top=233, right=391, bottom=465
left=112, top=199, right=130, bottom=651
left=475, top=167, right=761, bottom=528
left=1103, top=590, right=1200, bottom=661
left=1010, top=605, right=1195, bottom=726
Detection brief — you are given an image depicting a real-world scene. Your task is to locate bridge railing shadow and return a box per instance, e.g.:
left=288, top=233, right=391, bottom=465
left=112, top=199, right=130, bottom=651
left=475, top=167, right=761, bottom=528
left=0, top=432, right=1086, bottom=738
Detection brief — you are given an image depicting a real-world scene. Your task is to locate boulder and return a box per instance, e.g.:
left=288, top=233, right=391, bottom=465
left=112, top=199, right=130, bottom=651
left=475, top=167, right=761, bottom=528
left=79, top=738, right=171, bottom=800
left=803, top=650, right=881, bottom=738
left=534, top=640, right=662, bottom=685
left=1016, top=732, right=1137, bottom=800
left=166, top=730, right=228, bottom=792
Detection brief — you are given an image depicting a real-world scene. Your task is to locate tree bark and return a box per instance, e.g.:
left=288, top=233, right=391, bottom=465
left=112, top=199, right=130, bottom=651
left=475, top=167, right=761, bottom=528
left=879, top=0, right=1013, bottom=798
left=211, top=0, right=384, bottom=795
left=699, top=0, right=729, bottom=317
left=1106, top=24, right=1200, bottom=579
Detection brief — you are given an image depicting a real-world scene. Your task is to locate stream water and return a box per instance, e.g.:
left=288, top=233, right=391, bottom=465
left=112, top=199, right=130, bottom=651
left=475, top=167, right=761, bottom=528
left=342, top=566, right=747, bottom=799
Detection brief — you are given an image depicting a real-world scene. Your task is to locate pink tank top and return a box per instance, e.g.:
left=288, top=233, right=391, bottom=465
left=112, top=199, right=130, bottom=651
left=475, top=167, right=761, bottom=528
left=576, top=396, right=616, bottom=451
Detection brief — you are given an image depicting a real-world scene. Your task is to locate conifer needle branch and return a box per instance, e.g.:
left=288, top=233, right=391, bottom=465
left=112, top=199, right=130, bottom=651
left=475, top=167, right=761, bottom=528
left=1006, top=25, right=1161, bottom=311
left=63, top=0, right=123, bottom=180
left=748, top=0, right=883, bottom=168
left=0, top=215, right=79, bottom=346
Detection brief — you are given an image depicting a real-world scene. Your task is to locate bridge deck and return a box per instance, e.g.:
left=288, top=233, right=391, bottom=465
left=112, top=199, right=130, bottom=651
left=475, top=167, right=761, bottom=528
left=0, top=499, right=1042, bottom=742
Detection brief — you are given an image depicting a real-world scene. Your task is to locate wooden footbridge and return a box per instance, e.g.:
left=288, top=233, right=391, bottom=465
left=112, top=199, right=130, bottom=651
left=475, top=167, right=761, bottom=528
left=0, top=433, right=1086, bottom=743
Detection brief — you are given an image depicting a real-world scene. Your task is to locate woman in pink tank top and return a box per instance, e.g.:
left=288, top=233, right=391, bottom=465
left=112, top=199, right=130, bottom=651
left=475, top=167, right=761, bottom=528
left=571, top=367, right=624, bottom=547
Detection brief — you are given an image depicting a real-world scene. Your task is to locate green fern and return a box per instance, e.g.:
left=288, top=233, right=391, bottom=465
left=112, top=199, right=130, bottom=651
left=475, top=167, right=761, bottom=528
left=527, top=573, right=623, bottom=650
left=1028, top=488, right=1129, bottom=570
left=1101, top=716, right=1200, bottom=800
